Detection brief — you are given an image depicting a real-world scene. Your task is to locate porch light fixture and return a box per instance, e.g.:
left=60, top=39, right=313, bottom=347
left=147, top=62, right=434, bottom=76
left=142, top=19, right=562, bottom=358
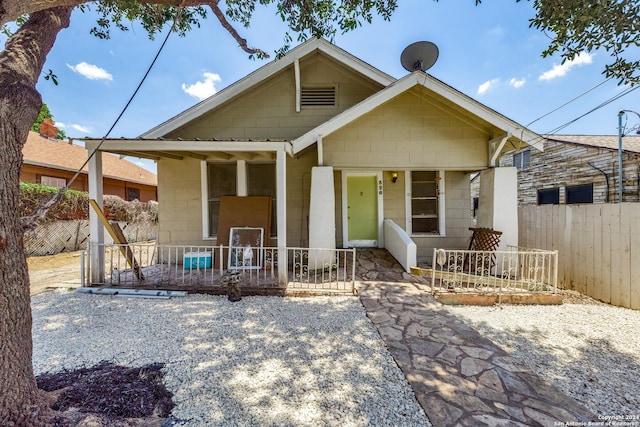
left=617, top=110, right=640, bottom=203
left=391, top=171, right=398, bottom=183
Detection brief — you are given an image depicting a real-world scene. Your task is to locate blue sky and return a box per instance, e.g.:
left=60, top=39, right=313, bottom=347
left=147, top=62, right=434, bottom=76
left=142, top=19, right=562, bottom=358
left=6, top=1, right=640, bottom=172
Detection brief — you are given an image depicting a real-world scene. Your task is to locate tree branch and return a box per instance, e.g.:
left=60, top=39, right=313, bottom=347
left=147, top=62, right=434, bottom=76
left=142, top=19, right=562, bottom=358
left=209, top=3, right=269, bottom=58
left=0, top=0, right=219, bottom=26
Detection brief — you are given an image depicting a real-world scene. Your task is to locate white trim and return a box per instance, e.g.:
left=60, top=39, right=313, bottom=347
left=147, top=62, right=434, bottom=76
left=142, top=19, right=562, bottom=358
left=140, top=39, right=394, bottom=139
left=85, top=139, right=294, bottom=156
left=237, top=160, right=247, bottom=196
left=276, top=150, right=287, bottom=284
left=341, top=171, right=384, bottom=248
left=294, top=58, right=301, bottom=113
left=200, top=161, right=209, bottom=239
left=292, top=72, right=544, bottom=155
left=317, top=135, right=323, bottom=166
left=437, top=170, right=446, bottom=237
left=88, top=152, right=104, bottom=283
left=406, top=169, right=446, bottom=238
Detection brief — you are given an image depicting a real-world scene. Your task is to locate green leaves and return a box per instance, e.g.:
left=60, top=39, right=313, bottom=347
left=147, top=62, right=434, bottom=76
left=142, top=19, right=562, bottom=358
left=226, top=0, right=397, bottom=57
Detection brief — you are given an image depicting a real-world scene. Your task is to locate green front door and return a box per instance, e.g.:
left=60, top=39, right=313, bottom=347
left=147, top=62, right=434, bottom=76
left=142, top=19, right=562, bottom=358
left=346, top=175, right=378, bottom=246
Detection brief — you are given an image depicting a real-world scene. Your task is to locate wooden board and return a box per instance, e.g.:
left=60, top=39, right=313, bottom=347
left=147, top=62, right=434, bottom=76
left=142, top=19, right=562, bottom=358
left=216, top=196, right=272, bottom=268
left=89, top=199, right=144, bottom=281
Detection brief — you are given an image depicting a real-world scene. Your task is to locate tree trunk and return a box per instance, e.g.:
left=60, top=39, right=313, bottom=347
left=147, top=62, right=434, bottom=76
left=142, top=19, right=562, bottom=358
left=0, top=7, right=71, bottom=425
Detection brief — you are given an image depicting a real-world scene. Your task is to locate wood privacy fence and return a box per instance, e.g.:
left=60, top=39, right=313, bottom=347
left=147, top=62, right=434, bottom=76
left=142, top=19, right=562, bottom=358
left=518, top=203, right=640, bottom=310
left=24, top=220, right=157, bottom=256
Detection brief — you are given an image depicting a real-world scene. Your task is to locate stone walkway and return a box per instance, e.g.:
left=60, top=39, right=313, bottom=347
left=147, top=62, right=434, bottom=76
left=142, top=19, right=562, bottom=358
left=355, top=249, right=595, bottom=427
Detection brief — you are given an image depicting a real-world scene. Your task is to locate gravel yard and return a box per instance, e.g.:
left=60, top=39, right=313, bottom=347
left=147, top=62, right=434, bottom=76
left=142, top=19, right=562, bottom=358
left=444, top=293, right=640, bottom=419
left=32, top=291, right=431, bottom=426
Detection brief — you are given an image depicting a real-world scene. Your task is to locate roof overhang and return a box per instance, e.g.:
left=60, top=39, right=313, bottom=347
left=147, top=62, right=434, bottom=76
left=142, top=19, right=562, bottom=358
left=83, top=138, right=294, bottom=162
left=141, top=38, right=396, bottom=139
left=292, top=71, right=544, bottom=155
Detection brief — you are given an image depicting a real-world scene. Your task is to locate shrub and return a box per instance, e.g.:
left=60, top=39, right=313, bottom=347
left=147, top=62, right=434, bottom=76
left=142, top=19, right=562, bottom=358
left=19, top=183, right=157, bottom=222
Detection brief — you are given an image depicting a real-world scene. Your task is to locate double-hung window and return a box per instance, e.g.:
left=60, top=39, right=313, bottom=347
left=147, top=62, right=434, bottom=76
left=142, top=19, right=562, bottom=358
left=206, top=163, right=237, bottom=237
left=409, top=171, right=441, bottom=234
left=204, top=162, right=276, bottom=238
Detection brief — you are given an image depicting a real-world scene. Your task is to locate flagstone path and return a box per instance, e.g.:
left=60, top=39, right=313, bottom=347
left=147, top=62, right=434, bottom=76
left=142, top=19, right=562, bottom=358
left=355, top=249, right=595, bottom=427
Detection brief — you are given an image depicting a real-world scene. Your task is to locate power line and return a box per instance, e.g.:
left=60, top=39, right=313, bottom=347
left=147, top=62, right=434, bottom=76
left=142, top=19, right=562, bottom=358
left=23, top=19, right=176, bottom=227
left=525, top=77, right=613, bottom=128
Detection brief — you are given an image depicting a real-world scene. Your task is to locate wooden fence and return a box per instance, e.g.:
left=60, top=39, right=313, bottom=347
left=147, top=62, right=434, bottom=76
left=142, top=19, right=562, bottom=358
left=519, top=203, right=640, bottom=310
left=24, top=220, right=157, bottom=256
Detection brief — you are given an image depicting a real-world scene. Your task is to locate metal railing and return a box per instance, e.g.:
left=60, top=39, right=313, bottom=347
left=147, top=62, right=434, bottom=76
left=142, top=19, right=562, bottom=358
left=83, top=243, right=356, bottom=294
left=428, top=246, right=558, bottom=295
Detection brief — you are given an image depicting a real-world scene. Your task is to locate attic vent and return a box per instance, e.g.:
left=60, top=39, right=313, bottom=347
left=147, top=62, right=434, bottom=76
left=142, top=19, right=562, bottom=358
left=301, top=87, right=336, bottom=107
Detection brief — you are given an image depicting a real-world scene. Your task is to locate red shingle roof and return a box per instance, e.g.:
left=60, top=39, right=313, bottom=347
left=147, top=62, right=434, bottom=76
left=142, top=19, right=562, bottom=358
left=23, top=131, right=157, bottom=186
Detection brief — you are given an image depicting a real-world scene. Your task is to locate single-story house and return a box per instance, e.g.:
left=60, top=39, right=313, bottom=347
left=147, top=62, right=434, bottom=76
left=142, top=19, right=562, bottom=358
left=83, top=38, right=543, bottom=285
left=23, top=128, right=157, bottom=202
left=499, top=134, right=640, bottom=205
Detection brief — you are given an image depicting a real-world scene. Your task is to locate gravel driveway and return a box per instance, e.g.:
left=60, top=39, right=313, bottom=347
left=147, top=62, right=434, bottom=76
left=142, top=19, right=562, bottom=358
left=32, top=291, right=431, bottom=426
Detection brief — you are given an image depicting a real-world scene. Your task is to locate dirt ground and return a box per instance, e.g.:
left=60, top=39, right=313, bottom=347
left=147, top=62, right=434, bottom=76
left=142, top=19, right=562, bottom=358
left=28, top=250, right=83, bottom=295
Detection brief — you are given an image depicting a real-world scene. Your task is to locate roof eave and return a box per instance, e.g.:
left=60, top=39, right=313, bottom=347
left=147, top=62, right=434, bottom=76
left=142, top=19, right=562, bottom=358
left=141, top=38, right=396, bottom=139
left=292, top=72, right=544, bottom=154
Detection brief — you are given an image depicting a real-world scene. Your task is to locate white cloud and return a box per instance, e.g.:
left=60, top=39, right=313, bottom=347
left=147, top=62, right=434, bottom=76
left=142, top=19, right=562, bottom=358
left=539, top=52, right=593, bottom=81
left=181, top=72, right=222, bottom=100
left=70, top=124, right=93, bottom=134
left=66, top=62, right=113, bottom=81
left=508, top=77, right=526, bottom=88
left=56, top=121, right=93, bottom=134
left=477, top=78, right=500, bottom=95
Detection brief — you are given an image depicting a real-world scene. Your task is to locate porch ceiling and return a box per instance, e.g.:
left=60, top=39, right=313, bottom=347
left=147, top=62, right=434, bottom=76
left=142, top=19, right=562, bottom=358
left=82, top=138, right=293, bottom=161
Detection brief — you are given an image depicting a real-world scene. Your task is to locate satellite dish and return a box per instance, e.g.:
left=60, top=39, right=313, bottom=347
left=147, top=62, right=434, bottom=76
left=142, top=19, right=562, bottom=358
left=400, top=41, right=439, bottom=72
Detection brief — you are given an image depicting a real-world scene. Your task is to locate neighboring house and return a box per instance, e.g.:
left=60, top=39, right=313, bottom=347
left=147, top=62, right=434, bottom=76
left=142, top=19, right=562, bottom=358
left=499, top=135, right=640, bottom=205
left=22, top=129, right=157, bottom=202
left=84, top=38, right=544, bottom=281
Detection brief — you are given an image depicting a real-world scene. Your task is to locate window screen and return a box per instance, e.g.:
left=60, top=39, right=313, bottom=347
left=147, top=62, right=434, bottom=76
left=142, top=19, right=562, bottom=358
left=126, top=187, right=140, bottom=202
left=40, top=176, right=66, bottom=188
left=566, top=184, right=593, bottom=204
left=247, top=163, right=276, bottom=237
left=411, top=171, right=439, bottom=234
left=207, top=163, right=237, bottom=236
left=537, top=188, right=560, bottom=205
left=513, top=150, right=531, bottom=169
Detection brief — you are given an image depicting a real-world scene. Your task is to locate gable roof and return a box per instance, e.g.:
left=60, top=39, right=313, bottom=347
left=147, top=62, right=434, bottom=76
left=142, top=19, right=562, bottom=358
left=545, top=134, right=640, bottom=154
left=292, top=71, right=544, bottom=154
left=23, top=131, right=157, bottom=186
left=142, top=38, right=396, bottom=139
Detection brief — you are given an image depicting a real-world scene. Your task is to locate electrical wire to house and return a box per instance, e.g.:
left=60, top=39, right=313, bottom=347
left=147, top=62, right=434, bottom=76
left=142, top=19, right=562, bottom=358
left=517, top=80, right=640, bottom=151
left=22, top=15, right=178, bottom=229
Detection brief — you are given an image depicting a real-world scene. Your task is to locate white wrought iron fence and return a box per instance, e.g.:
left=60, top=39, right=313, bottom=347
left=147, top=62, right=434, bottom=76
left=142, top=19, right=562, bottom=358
left=83, top=243, right=356, bottom=294
left=427, top=246, right=558, bottom=295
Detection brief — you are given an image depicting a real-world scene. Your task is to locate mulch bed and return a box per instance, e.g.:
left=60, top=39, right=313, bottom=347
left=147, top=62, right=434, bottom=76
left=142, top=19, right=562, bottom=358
left=36, top=361, right=173, bottom=426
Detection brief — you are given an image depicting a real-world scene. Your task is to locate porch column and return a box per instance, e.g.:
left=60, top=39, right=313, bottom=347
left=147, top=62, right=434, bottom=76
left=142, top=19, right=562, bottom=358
left=308, top=166, right=336, bottom=266
left=477, top=167, right=518, bottom=251
left=276, top=149, right=288, bottom=285
left=88, top=150, right=105, bottom=283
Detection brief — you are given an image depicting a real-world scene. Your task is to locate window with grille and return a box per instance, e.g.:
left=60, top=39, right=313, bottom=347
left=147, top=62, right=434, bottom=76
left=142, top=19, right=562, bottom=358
left=206, top=162, right=276, bottom=237
left=40, top=175, right=66, bottom=188
left=411, top=171, right=439, bottom=234
left=247, top=163, right=276, bottom=237
left=513, top=150, right=531, bottom=169
left=301, top=87, right=336, bottom=107
left=126, top=187, right=140, bottom=201
left=207, top=163, right=237, bottom=237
